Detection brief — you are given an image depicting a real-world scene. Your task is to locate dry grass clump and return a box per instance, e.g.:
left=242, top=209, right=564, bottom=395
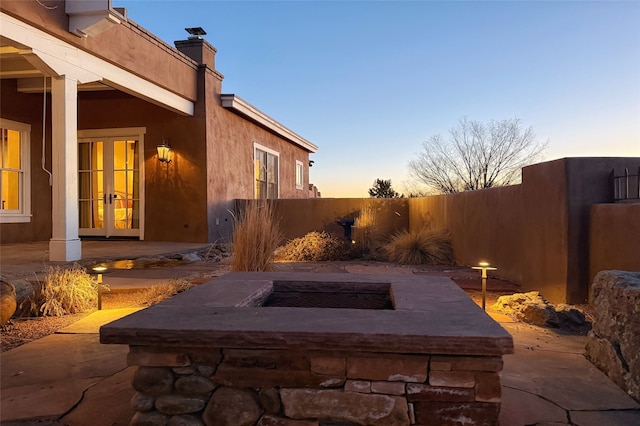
left=385, top=228, right=454, bottom=265
left=231, top=201, right=283, bottom=272
left=276, top=231, right=352, bottom=262
left=352, top=200, right=383, bottom=258
left=138, top=277, right=194, bottom=306
left=19, top=264, right=102, bottom=317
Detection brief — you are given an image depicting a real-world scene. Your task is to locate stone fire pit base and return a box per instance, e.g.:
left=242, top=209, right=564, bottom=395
left=101, top=272, right=513, bottom=426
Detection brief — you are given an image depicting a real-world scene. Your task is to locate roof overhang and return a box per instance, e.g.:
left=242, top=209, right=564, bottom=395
left=0, top=11, right=194, bottom=116
left=221, top=94, right=318, bottom=153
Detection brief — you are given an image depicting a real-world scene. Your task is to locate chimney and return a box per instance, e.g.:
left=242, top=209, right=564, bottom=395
left=175, top=27, right=216, bottom=70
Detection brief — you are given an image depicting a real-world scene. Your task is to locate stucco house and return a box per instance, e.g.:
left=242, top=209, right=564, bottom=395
left=0, top=0, right=318, bottom=261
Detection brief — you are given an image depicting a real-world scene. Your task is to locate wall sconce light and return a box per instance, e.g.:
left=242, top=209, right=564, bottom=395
left=472, top=261, right=497, bottom=311
left=157, top=140, right=172, bottom=163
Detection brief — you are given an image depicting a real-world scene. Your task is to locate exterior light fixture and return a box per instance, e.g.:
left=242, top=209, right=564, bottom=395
left=92, top=265, right=107, bottom=310
left=157, top=140, right=172, bottom=163
left=472, top=261, right=497, bottom=311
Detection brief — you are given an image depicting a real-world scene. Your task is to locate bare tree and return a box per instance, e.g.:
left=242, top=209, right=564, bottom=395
left=408, top=117, right=547, bottom=193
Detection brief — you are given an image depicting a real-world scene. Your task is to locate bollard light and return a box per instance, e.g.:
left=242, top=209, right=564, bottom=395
left=93, top=266, right=107, bottom=310
left=472, top=261, right=497, bottom=311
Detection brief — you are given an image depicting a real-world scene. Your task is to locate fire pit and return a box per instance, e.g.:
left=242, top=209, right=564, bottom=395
left=101, top=272, right=513, bottom=425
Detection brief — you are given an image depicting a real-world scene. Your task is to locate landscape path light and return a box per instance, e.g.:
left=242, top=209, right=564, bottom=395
left=92, top=266, right=107, bottom=310
left=472, top=261, right=497, bottom=311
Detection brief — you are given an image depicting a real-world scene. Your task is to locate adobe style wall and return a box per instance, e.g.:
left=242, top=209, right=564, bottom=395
left=1, top=1, right=200, bottom=102
left=589, top=203, right=640, bottom=290
left=272, top=198, right=409, bottom=244
left=408, top=185, right=523, bottom=286
left=274, top=158, right=638, bottom=304
left=0, top=6, right=314, bottom=245
left=0, top=80, right=53, bottom=243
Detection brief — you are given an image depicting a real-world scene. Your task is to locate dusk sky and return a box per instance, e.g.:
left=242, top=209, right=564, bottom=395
left=118, top=0, right=640, bottom=197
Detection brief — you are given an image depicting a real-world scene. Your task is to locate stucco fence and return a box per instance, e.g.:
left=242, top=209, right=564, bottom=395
left=244, top=157, right=639, bottom=305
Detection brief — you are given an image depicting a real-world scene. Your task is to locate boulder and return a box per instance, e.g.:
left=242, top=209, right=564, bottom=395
left=491, top=291, right=589, bottom=332
left=1, top=281, right=17, bottom=324
left=585, top=270, right=640, bottom=401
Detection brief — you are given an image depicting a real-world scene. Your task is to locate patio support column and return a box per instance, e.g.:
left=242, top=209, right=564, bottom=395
left=49, top=75, right=82, bottom=261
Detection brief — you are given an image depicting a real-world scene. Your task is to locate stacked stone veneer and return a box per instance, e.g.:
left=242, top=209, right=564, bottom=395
left=586, top=270, right=640, bottom=401
left=101, top=272, right=513, bottom=426
left=128, top=346, right=503, bottom=426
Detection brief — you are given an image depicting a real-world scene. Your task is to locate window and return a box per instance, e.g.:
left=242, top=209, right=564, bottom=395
left=295, top=160, right=304, bottom=190
left=0, top=119, right=31, bottom=223
left=254, top=143, right=279, bottom=199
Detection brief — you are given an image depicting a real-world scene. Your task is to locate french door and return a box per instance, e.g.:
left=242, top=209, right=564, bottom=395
left=78, top=129, right=145, bottom=238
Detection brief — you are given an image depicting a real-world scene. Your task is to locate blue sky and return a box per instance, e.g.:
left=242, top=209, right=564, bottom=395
left=118, top=0, right=640, bottom=197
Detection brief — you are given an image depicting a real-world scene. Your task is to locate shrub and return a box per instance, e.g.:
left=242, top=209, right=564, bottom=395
left=385, top=228, right=454, bottom=265
left=231, top=201, right=283, bottom=272
left=139, top=277, right=194, bottom=306
left=276, top=231, right=352, bottom=262
left=21, top=264, right=102, bottom=317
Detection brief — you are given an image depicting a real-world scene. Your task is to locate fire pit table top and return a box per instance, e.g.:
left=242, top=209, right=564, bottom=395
left=100, top=272, right=513, bottom=356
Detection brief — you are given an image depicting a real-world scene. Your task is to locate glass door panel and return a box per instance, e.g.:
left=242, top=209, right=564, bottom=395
left=78, top=141, right=104, bottom=231
left=112, top=140, right=140, bottom=231
left=78, top=137, right=141, bottom=237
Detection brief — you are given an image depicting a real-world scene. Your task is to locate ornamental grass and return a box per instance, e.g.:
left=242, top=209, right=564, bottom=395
left=385, top=228, right=454, bottom=265
left=231, top=200, right=283, bottom=272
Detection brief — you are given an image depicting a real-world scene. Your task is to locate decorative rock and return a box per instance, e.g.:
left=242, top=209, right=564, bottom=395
left=585, top=270, right=640, bottom=401
left=281, top=388, right=409, bottom=426
left=131, top=410, right=169, bottom=426
left=202, top=387, right=262, bottom=426
left=492, top=292, right=558, bottom=326
left=175, top=376, right=215, bottom=395
left=168, top=415, right=204, bottom=426
left=492, top=291, right=590, bottom=332
left=0, top=281, right=17, bottom=325
left=133, top=367, right=175, bottom=396
left=258, top=388, right=281, bottom=414
left=155, top=395, right=206, bottom=415
left=181, top=252, right=202, bottom=262
left=131, top=392, right=156, bottom=412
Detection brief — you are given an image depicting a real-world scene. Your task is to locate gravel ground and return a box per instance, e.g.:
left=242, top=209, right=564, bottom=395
left=1, top=291, right=151, bottom=352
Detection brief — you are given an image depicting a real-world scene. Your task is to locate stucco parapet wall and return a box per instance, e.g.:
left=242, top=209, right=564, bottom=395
left=220, top=95, right=318, bottom=152
left=101, top=272, right=513, bottom=356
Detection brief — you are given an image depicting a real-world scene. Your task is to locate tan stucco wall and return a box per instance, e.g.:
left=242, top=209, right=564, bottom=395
left=589, top=203, right=640, bottom=297
left=1, top=0, right=199, bottom=102
left=271, top=158, right=639, bottom=304
left=0, top=80, right=52, bottom=243
left=1, top=4, right=314, bottom=245
left=272, top=198, right=409, bottom=244
left=409, top=185, right=523, bottom=285
left=76, top=89, right=210, bottom=243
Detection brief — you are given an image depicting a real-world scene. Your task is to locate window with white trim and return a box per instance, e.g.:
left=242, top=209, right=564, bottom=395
left=295, top=160, right=304, bottom=190
left=254, top=143, right=279, bottom=199
left=0, top=119, right=31, bottom=223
